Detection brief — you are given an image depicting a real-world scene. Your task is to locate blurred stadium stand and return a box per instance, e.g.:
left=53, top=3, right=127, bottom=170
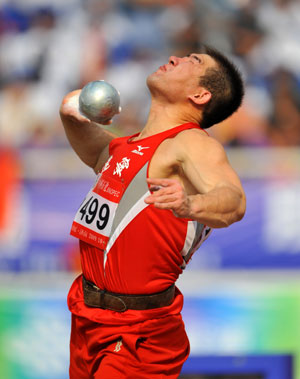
left=0, top=0, right=300, bottom=378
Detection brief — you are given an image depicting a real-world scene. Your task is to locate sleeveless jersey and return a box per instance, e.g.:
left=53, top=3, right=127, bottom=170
left=68, top=122, right=212, bottom=325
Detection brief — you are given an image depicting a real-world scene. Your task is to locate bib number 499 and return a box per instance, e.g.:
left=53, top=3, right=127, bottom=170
left=79, top=196, right=110, bottom=230
left=71, top=173, right=123, bottom=249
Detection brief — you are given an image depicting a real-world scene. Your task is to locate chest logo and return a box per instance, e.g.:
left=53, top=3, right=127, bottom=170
left=113, top=157, right=130, bottom=177
left=131, top=145, right=150, bottom=156
left=100, top=155, right=113, bottom=174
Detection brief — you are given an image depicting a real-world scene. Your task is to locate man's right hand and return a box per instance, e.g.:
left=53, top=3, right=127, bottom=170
left=60, top=90, right=113, bottom=126
left=60, top=90, right=116, bottom=171
left=60, top=90, right=91, bottom=123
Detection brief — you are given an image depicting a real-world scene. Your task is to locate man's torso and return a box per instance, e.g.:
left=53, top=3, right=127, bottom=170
left=96, top=127, right=209, bottom=197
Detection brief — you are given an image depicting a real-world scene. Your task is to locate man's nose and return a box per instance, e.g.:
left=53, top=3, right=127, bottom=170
left=168, top=56, right=180, bottom=66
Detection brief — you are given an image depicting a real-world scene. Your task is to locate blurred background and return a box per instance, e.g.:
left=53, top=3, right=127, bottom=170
left=0, top=0, right=299, bottom=378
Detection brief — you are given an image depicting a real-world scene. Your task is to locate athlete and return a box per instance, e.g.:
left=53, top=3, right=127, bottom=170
left=60, top=44, right=246, bottom=379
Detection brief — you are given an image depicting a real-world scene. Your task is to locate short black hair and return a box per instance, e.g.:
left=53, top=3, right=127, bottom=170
left=198, top=44, right=244, bottom=129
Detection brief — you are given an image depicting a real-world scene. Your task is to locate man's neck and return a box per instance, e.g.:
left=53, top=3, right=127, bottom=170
left=137, top=100, right=200, bottom=140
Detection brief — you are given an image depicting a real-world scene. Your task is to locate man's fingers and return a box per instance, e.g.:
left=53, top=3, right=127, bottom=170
left=145, top=185, right=179, bottom=204
left=145, top=194, right=178, bottom=204
left=147, top=178, right=178, bottom=187
left=144, top=195, right=176, bottom=208
left=144, top=177, right=189, bottom=218
left=149, top=185, right=162, bottom=192
left=149, top=186, right=175, bottom=196
left=61, top=90, right=92, bottom=124
left=153, top=201, right=179, bottom=210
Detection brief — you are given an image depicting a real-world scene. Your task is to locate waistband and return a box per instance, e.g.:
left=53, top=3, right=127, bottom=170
left=82, top=276, right=175, bottom=312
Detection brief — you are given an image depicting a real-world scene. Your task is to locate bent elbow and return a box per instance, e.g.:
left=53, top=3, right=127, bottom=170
left=226, top=202, right=246, bottom=227
left=235, top=199, right=246, bottom=222
left=238, top=207, right=246, bottom=221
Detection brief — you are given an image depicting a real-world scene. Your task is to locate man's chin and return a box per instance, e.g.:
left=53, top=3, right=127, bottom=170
left=146, top=72, right=160, bottom=87
left=146, top=74, right=154, bottom=89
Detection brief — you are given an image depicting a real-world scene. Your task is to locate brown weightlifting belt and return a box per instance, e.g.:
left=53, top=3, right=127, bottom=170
left=82, top=276, right=175, bottom=312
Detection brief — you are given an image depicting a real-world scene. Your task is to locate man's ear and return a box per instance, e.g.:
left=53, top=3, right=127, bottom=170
left=188, top=89, right=211, bottom=106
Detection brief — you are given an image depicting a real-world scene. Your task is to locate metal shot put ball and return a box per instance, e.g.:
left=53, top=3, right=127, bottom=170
left=79, top=80, right=121, bottom=124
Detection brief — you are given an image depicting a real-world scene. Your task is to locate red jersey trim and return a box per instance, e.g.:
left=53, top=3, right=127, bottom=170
left=127, top=122, right=208, bottom=144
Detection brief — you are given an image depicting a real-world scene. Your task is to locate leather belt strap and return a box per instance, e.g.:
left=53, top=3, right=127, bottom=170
left=82, top=276, right=175, bottom=312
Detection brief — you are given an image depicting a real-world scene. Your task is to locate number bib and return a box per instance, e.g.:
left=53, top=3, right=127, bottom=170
left=70, top=173, right=124, bottom=250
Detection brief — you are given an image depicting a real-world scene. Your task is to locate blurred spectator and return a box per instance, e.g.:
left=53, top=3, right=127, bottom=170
left=267, top=68, right=300, bottom=146
left=0, top=79, right=41, bottom=146
left=210, top=84, right=271, bottom=147
left=255, top=0, right=300, bottom=76
left=0, top=0, right=299, bottom=147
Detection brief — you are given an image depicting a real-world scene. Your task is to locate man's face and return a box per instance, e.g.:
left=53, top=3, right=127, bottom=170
left=147, top=53, right=217, bottom=103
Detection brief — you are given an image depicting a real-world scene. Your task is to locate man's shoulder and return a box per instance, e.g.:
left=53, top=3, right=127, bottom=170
left=172, top=128, right=226, bottom=157
left=174, top=127, right=209, bottom=141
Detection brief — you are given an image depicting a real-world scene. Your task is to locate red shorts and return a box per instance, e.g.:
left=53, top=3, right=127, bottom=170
left=70, top=312, right=190, bottom=379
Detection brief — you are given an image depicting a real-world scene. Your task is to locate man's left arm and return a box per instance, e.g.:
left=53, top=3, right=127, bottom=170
left=144, top=132, right=246, bottom=228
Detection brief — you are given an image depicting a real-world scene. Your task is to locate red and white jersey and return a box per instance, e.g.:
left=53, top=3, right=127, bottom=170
left=68, top=123, right=212, bottom=324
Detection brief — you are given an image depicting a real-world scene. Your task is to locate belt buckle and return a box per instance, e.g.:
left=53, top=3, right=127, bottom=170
left=83, top=278, right=106, bottom=308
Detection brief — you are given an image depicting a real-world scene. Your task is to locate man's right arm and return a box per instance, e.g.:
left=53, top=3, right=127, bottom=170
left=59, top=90, right=117, bottom=172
